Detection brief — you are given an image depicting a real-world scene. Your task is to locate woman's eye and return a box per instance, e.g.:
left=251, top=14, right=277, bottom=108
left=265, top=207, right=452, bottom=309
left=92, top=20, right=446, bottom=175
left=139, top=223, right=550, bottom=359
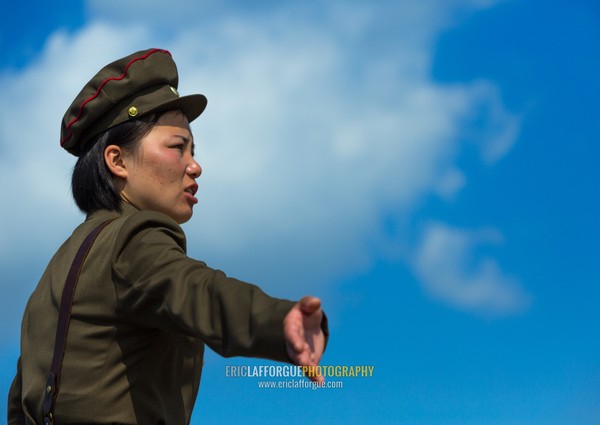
left=173, top=144, right=184, bottom=151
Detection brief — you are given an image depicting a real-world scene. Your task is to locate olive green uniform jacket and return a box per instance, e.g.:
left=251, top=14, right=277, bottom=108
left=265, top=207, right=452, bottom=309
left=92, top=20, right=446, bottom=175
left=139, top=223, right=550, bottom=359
left=8, top=203, right=316, bottom=424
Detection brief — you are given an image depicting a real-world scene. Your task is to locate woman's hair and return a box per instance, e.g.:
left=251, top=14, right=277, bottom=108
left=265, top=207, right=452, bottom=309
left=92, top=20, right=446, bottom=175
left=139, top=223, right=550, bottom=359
left=71, top=114, right=159, bottom=215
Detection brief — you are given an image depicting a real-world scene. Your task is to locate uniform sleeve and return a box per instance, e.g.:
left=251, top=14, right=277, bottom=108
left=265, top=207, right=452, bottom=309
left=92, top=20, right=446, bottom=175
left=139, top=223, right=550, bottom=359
left=7, top=357, right=25, bottom=425
left=111, top=211, right=297, bottom=362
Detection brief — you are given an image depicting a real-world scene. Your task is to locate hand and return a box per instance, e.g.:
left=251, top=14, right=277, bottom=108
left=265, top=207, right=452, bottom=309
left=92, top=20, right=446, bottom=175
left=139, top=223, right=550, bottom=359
left=284, top=296, right=326, bottom=383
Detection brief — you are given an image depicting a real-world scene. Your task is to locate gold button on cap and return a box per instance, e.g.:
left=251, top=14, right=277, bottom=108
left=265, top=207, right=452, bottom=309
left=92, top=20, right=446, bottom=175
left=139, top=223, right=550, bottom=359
left=170, top=86, right=179, bottom=96
left=128, top=106, right=139, bottom=117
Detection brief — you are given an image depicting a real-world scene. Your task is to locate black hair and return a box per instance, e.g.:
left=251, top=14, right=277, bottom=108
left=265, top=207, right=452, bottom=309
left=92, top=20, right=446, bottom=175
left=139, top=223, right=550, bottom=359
left=71, top=115, right=158, bottom=215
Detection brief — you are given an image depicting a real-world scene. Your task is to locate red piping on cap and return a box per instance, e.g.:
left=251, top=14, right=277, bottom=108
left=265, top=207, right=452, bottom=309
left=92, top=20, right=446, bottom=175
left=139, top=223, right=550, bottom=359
left=60, top=48, right=172, bottom=147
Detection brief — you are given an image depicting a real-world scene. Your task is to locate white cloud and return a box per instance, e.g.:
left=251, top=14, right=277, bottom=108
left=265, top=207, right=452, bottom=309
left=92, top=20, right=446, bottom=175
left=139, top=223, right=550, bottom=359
left=462, top=80, right=521, bottom=164
left=0, top=23, right=150, bottom=257
left=434, top=167, right=466, bottom=199
left=413, top=222, right=530, bottom=316
left=0, top=0, right=522, bottom=313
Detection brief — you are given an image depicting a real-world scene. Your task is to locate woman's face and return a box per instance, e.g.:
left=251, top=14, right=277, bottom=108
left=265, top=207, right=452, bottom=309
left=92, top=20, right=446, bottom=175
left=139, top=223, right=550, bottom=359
left=119, top=111, right=202, bottom=224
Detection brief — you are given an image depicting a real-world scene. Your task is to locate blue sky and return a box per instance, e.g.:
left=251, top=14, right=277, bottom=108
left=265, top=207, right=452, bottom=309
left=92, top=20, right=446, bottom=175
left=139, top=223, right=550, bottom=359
left=1, top=0, right=599, bottom=424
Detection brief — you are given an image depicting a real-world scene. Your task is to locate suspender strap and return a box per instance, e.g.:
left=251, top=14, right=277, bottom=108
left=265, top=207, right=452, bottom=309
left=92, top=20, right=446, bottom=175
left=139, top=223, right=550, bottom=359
left=43, top=218, right=116, bottom=425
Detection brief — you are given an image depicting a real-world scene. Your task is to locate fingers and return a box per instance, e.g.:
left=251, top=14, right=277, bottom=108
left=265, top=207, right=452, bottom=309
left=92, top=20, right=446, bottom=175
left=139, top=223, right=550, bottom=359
left=285, top=327, right=311, bottom=364
left=284, top=310, right=305, bottom=359
left=290, top=326, right=305, bottom=353
left=298, top=296, right=321, bottom=314
left=286, top=342, right=324, bottom=383
left=284, top=311, right=304, bottom=352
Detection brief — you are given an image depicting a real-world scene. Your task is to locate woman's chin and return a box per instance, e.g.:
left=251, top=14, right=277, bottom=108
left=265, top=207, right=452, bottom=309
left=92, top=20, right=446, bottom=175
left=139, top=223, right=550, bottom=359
left=172, top=208, right=194, bottom=224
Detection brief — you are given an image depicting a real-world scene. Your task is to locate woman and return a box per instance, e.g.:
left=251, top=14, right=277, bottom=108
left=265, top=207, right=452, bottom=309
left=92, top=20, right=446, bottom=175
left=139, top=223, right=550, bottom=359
left=8, top=48, right=327, bottom=424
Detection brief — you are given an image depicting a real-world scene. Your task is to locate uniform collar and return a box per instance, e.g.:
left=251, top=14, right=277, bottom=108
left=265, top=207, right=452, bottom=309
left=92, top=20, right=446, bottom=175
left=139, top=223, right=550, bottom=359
left=85, top=201, right=140, bottom=222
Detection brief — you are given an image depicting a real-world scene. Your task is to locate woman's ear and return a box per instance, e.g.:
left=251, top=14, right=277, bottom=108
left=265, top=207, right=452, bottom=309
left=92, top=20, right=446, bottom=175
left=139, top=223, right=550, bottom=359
left=104, top=145, right=128, bottom=179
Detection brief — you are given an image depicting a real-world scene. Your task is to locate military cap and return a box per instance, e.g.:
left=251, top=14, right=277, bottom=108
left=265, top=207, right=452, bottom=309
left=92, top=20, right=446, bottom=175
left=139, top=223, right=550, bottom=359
left=60, top=48, right=207, bottom=156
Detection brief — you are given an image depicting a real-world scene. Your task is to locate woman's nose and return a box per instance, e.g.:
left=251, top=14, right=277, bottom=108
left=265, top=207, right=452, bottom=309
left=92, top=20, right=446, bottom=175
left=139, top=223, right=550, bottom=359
left=187, top=160, right=202, bottom=178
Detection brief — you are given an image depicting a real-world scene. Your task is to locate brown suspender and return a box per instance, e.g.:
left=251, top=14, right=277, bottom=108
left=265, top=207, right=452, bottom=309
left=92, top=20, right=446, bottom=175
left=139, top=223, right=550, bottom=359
left=43, top=219, right=115, bottom=425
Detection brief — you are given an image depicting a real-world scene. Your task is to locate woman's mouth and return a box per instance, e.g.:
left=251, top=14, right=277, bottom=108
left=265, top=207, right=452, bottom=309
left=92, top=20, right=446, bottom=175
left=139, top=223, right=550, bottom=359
left=184, top=184, right=199, bottom=204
